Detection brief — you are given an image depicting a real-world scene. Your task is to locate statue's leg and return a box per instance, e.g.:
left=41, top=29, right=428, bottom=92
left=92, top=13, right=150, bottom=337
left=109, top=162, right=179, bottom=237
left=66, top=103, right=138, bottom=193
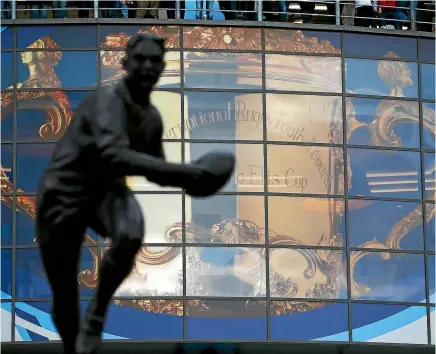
left=36, top=201, right=86, bottom=354
left=76, top=186, right=143, bottom=354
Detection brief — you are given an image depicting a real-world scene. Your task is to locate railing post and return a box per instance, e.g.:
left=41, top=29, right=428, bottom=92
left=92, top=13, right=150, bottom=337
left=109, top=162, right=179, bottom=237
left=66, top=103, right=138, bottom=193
left=94, top=0, right=98, bottom=18
left=176, top=0, right=181, bottom=19
left=11, top=0, right=16, bottom=20
left=335, top=0, right=341, bottom=25
left=410, top=1, right=416, bottom=30
left=257, top=0, right=263, bottom=21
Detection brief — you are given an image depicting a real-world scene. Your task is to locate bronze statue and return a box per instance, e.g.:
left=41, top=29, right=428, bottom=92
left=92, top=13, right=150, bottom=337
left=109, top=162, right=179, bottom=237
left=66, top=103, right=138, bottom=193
left=35, top=33, right=235, bottom=354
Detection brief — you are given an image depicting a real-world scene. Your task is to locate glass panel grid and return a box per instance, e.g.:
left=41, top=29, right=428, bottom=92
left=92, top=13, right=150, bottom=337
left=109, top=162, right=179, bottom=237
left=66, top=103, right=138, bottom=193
left=1, top=24, right=434, bottom=345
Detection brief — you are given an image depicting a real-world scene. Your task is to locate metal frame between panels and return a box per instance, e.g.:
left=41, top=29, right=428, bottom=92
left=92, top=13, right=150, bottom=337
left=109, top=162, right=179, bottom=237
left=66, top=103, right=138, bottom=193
left=0, top=21, right=435, bottom=346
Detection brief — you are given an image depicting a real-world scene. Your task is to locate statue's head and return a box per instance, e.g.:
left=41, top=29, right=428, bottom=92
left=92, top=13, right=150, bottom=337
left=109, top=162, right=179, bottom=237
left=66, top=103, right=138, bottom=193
left=122, top=33, right=166, bottom=92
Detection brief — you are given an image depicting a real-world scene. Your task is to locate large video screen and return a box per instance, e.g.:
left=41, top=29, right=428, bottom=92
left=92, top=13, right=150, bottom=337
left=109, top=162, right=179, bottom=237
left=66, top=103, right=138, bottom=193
left=1, top=24, right=434, bottom=345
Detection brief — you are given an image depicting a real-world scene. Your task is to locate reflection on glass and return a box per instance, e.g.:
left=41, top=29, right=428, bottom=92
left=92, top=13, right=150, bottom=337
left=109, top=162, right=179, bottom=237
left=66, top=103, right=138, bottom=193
left=425, top=152, right=435, bottom=201
left=184, top=52, right=262, bottom=90
left=1, top=303, right=11, bottom=342
left=350, top=252, right=425, bottom=302
left=1, top=203, right=12, bottom=245
left=432, top=307, right=435, bottom=345
left=352, top=304, right=427, bottom=344
left=1, top=144, right=13, bottom=192
left=344, top=34, right=417, bottom=60
left=17, top=91, right=90, bottom=142
left=17, top=51, right=97, bottom=89
left=183, top=26, right=262, bottom=50
left=266, top=94, right=342, bottom=144
left=100, top=51, right=181, bottom=88
left=348, top=148, right=421, bottom=199
left=270, top=301, right=348, bottom=341
left=347, top=98, right=420, bottom=149
left=1, top=108, right=13, bottom=141
left=1, top=249, right=12, bottom=297
left=345, top=58, right=418, bottom=98
left=265, top=55, right=341, bottom=93
left=17, top=26, right=97, bottom=49
left=348, top=199, right=423, bottom=250
left=420, top=38, right=435, bottom=62
left=17, top=143, right=55, bottom=193
left=185, top=195, right=265, bottom=244
left=186, top=247, right=266, bottom=297
left=429, top=256, right=435, bottom=304
left=423, top=102, right=435, bottom=150
left=426, top=203, right=435, bottom=252
left=422, top=64, right=436, bottom=100
left=267, top=145, right=344, bottom=195
left=15, top=248, right=97, bottom=299
left=184, top=91, right=263, bottom=141
left=100, top=25, right=181, bottom=49
left=1, top=27, right=13, bottom=49
left=2, top=53, right=14, bottom=90
left=186, top=299, right=267, bottom=340
left=105, top=299, right=183, bottom=339
left=126, top=142, right=182, bottom=192
left=185, top=143, right=264, bottom=193
left=265, top=29, right=341, bottom=54
left=268, top=197, right=345, bottom=247
left=269, top=248, right=346, bottom=299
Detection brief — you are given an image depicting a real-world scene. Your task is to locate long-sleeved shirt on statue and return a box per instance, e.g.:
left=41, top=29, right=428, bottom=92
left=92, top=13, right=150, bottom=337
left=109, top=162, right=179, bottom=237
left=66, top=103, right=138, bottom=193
left=39, top=81, right=195, bottom=209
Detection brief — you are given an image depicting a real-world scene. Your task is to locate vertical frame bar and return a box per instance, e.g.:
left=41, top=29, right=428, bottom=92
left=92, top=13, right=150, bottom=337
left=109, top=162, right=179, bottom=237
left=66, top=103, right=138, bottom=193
left=94, top=0, right=98, bottom=18
left=11, top=0, right=16, bottom=19
left=335, top=0, right=341, bottom=25
left=176, top=0, right=181, bottom=20
left=260, top=26, right=270, bottom=341
left=257, top=0, right=263, bottom=22
left=411, top=1, right=416, bottom=31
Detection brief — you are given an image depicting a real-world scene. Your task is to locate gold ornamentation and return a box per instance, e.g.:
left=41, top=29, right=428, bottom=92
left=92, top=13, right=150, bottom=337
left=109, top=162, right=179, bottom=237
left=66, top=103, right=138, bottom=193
left=377, top=52, right=414, bottom=97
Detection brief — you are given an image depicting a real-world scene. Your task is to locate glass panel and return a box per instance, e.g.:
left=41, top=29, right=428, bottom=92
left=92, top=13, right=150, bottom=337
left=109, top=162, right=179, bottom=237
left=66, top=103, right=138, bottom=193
left=1, top=52, right=13, bottom=89
left=347, top=98, right=420, bottom=149
left=15, top=248, right=97, bottom=299
left=17, top=26, right=97, bottom=49
left=185, top=143, right=264, bottom=193
left=186, top=299, right=266, bottom=340
left=266, top=94, right=342, bottom=144
left=1, top=202, right=13, bottom=245
left=105, top=300, right=183, bottom=340
left=344, top=34, right=417, bottom=61
left=100, top=26, right=181, bottom=49
left=185, top=195, right=265, bottom=244
left=16, top=91, right=90, bottom=142
left=267, top=145, right=344, bottom=195
left=269, top=248, right=346, bottom=299
left=420, top=38, right=435, bottom=62
left=106, top=246, right=182, bottom=297
left=348, top=148, right=421, bottom=199
left=265, top=29, right=340, bottom=54
left=345, top=58, right=418, bottom=98
left=1, top=26, right=13, bottom=50
left=432, top=307, right=435, bottom=345
left=422, top=63, right=436, bottom=100
left=100, top=51, right=181, bottom=88
left=423, top=102, right=435, bottom=150
left=348, top=200, right=424, bottom=250
left=2, top=249, right=12, bottom=298
left=429, top=255, right=435, bottom=304
left=126, top=142, right=182, bottom=192
left=270, top=301, right=348, bottom=341
left=268, top=196, right=345, bottom=247
left=183, top=26, right=261, bottom=50
left=1, top=91, right=13, bottom=141
left=350, top=252, right=425, bottom=302
left=265, top=55, right=341, bottom=93
left=426, top=203, right=435, bottom=252
left=184, top=91, right=263, bottom=141
left=186, top=247, right=266, bottom=297
left=184, top=52, right=262, bottom=90
left=1, top=144, right=13, bottom=191
left=0, top=303, right=11, bottom=342
left=17, top=51, right=97, bottom=89
left=352, top=304, right=427, bottom=344
left=425, top=152, right=435, bottom=201
left=17, top=143, right=55, bottom=193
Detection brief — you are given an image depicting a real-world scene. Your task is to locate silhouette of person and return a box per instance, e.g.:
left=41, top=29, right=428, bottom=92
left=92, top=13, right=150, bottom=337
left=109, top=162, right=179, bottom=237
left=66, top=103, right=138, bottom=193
left=35, top=33, right=235, bottom=354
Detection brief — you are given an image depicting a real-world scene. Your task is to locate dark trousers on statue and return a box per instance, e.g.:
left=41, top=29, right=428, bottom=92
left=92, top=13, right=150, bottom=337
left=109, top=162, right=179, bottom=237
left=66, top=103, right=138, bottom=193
left=36, top=184, right=143, bottom=354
